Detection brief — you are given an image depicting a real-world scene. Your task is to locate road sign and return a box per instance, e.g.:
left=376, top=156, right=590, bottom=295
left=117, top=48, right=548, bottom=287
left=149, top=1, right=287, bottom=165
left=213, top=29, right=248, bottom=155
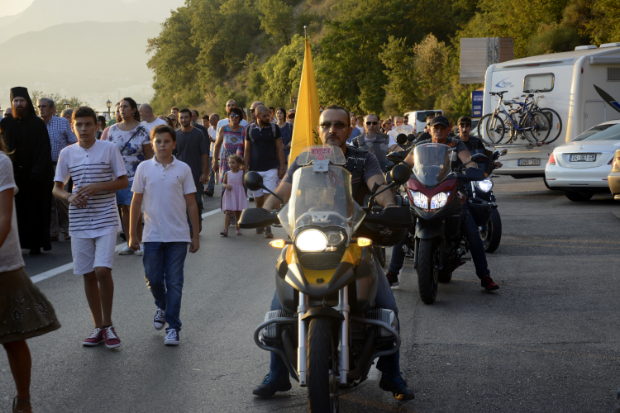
left=472, top=90, right=484, bottom=118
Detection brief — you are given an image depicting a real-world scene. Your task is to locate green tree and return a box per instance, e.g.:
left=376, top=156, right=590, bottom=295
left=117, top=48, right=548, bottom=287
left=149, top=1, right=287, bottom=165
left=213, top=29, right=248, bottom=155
left=30, top=91, right=88, bottom=111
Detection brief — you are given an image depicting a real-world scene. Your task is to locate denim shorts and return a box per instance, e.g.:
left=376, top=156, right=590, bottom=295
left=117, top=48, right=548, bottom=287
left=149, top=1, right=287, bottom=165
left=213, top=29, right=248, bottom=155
left=116, top=179, right=134, bottom=206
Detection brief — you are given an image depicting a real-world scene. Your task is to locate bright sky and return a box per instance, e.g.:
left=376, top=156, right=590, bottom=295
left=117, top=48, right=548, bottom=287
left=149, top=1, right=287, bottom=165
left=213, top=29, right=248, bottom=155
left=0, top=0, right=35, bottom=17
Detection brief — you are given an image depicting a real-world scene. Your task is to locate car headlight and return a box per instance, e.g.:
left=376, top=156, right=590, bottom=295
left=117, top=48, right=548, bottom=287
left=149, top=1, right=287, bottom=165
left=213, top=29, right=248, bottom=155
left=296, top=229, right=328, bottom=252
left=430, top=192, right=450, bottom=209
left=410, top=190, right=428, bottom=209
left=475, top=179, right=493, bottom=192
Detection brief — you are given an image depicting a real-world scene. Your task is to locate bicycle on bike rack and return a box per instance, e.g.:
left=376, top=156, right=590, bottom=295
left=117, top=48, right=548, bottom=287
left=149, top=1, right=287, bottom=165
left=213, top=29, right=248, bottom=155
left=516, top=90, right=563, bottom=144
left=478, top=91, right=551, bottom=145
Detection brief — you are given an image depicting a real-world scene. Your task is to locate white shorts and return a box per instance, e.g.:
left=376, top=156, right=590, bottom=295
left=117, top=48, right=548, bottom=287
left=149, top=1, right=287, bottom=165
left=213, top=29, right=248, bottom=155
left=71, top=232, right=117, bottom=275
left=251, top=169, right=279, bottom=197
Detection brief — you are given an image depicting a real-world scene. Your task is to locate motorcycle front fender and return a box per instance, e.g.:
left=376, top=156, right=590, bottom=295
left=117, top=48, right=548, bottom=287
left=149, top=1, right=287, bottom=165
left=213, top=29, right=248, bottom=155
left=415, top=219, right=445, bottom=240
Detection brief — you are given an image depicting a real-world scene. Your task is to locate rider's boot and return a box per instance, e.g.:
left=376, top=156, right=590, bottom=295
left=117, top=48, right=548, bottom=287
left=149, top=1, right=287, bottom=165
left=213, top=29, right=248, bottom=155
left=379, top=372, right=415, bottom=401
left=252, top=373, right=292, bottom=398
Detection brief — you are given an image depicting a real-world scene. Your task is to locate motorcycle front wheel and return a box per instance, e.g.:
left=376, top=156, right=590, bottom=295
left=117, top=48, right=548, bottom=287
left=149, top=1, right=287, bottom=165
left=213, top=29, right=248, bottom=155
left=308, top=318, right=339, bottom=413
left=480, top=208, right=502, bottom=253
left=417, top=239, right=439, bottom=304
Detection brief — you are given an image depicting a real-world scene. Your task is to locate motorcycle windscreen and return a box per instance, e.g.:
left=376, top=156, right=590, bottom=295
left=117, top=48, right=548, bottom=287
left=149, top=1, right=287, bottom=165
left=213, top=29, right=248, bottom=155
left=295, top=145, right=347, bottom=166
left=285, top=165, right=365, bottom=238
left=413, top=143, right=451, bottom=186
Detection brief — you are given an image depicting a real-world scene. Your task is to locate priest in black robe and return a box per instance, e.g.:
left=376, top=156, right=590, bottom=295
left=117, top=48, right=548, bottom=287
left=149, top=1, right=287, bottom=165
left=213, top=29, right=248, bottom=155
left=1, top=87, right=54, bottom=254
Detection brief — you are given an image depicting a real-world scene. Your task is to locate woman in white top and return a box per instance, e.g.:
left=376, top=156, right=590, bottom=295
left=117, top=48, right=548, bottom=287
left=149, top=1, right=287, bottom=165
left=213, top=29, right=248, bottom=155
left=105, top=98, right=154, bottom=255
left=0, top=132, right=61, bottom=413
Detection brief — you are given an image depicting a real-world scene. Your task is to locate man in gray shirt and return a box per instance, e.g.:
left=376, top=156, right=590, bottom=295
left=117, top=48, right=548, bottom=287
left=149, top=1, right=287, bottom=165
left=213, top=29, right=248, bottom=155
left=174, top=109, right=210, bottom=233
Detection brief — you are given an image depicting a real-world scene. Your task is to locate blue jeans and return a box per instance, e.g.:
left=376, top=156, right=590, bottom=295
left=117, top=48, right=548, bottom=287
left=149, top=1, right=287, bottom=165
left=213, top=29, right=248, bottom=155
left=143, top=242, right=188, bottom=332
left=388, top=203, right=490, bottom=279
left=269, top=255, right=401, bottom=380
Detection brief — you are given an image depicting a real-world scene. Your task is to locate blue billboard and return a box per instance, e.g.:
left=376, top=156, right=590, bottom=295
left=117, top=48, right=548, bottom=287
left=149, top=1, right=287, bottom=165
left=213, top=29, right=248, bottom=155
left=471, top=90, right=483, bottom=118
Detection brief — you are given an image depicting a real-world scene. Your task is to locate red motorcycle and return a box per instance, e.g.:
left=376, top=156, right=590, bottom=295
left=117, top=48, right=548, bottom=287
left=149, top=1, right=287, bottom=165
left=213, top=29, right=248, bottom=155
left=406, top=143, right=488, bottom=304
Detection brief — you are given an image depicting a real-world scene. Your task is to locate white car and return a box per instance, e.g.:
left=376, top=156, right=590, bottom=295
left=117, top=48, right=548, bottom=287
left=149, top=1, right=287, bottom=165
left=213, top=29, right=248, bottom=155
left=545, top=120, right=620, bottom=201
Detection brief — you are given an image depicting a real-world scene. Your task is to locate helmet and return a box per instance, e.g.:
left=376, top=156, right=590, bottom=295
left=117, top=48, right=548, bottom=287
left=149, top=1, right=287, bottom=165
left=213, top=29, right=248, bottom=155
left=468, top=198, right=491, bottom=226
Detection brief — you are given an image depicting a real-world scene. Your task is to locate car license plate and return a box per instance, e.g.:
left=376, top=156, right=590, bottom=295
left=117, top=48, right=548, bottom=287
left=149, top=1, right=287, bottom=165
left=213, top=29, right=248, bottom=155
left=569, top=153, right=596, bottom=162
left=518, top=158, right=541, bottom=166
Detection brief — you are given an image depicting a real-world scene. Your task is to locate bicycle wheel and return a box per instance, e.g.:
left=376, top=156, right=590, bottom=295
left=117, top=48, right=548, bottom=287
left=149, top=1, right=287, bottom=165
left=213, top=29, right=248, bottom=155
left=521, top=110, right=550, bottom=143
left=479, top=113, right=506, bottom=144
left=539, top=108, right=562, bottom=143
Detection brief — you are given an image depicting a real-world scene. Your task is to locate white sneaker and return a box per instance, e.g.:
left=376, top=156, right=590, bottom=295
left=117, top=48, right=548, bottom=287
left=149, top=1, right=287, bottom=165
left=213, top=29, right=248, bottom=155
left=153, top=308, right=165, bottom=330
left=165, top=329, right=180, bottom=346
left=135, top=243, right=144, bottom=256
left=118, top=245, right=134, bottom=255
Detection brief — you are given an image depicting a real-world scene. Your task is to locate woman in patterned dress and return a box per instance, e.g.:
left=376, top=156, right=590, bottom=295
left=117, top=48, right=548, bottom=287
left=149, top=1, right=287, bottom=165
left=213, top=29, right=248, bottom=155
left=212, top=107, right=246, bottom=179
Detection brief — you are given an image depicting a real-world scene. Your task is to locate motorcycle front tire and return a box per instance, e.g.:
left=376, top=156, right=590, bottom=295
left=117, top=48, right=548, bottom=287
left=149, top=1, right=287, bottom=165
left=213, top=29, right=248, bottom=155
left=308, top=318, right=339, bottom=413
left=417, top=239, right=438, bottom=304
left=481, top=208, right=502, bottom=253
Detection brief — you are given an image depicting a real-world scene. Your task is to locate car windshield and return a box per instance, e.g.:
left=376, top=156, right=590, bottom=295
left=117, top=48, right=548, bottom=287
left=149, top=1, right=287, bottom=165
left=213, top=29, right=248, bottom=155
left=413, top=143, right=451, bottom=186
left=574, top=123, right=620, bottom=141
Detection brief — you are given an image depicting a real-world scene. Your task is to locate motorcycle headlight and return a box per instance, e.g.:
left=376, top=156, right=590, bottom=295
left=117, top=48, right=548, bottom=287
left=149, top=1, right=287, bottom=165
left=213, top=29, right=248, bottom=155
left=410, top=191, right=428, bottom=209
left=325, top=230, right=346, bottom=246
left=475, top=179, right=493, bottom=192
left=430, top=192, right=450, bottom=209
left=296, top=229, right=328, bottom=252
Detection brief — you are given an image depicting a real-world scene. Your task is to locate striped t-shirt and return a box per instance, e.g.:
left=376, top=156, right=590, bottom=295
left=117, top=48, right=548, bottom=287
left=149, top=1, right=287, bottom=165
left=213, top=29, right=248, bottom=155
left=54, top=140, right=127, bottom=238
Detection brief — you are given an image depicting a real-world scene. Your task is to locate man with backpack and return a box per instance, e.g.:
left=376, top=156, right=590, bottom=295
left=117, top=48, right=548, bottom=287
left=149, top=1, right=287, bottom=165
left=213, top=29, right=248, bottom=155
left=243, top=105, right=286, bottom=239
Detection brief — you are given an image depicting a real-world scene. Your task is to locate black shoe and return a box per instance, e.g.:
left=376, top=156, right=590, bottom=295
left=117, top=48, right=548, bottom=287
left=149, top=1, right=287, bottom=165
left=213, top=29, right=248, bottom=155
left=256, top=227, right=264, bottom=235
left=386, top=271, right=399, bottom=287
left=264, top=226, right=274, bottom=239
left=249, top=197, right=255, bottom=202
left=481, top=275, right=499, bottom=291
left=379, top=373, right=415, bottom=401
left=252, top=374, right=292, bottom=398
left=29, top=248, right=41, bottom=255
left=205, top=191, right=213, bottom=197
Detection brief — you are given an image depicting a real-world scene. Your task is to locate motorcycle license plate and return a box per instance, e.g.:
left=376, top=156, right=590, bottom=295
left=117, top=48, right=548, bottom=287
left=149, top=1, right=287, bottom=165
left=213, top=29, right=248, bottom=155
left=569, top=153, right=596, bottom=162
left=518, top=158, right=540, bottom=166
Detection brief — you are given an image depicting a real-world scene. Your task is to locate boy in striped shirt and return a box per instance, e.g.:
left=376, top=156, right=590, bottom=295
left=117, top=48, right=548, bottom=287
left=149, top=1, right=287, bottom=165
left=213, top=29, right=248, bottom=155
left=52, top=107, right=129, bottom=349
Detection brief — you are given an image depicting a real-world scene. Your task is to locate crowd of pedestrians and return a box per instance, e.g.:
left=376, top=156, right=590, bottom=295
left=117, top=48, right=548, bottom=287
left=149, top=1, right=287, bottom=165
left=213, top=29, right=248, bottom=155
left=0, top=85, right=425, bottom=412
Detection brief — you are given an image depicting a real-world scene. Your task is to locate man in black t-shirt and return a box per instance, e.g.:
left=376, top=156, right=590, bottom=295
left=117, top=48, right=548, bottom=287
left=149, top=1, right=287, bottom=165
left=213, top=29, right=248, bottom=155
left=244, top=105, right=286, bottom=239
left=456, top=116, right=502, bottom=169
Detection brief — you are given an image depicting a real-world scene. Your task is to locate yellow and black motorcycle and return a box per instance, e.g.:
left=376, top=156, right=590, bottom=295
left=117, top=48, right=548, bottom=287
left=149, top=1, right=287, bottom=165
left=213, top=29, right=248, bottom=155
left=240, top=145, right=412, bottom=412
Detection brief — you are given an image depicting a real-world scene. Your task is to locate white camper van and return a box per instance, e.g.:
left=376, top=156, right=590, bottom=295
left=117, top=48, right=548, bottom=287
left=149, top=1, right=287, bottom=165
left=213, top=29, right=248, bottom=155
left=481, top=44, right=620, bottom=180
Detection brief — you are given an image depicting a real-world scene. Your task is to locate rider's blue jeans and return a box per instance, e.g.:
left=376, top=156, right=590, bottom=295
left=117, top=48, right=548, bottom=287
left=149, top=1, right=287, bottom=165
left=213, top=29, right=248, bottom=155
left=268, top=255, right=401, bottom=380
left=387, top=202, right=490, bottom=279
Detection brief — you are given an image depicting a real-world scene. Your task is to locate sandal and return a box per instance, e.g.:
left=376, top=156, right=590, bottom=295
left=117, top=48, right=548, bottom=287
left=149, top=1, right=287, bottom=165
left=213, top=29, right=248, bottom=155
left=236, top=229, right=242, bottom=236
left=13, top=397, right=32, bottom=413
left=220, top=229, right=228, bottom=237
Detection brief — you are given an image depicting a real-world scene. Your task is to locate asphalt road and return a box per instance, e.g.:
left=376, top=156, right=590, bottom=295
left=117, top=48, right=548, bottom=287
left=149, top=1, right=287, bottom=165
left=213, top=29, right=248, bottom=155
left=1, top=178, right=619, bottom=413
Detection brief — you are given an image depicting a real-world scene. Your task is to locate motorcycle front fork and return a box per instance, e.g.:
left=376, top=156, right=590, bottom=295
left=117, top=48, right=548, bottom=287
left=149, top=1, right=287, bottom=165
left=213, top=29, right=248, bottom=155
left=297, top=286, right=350, bottom=387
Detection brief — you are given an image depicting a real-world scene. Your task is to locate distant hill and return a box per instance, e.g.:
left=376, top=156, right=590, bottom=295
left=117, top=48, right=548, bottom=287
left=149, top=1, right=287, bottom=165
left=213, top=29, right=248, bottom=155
left=0, top=21, right=161, bottom=108
left=0, top=0, right=184, bottom=40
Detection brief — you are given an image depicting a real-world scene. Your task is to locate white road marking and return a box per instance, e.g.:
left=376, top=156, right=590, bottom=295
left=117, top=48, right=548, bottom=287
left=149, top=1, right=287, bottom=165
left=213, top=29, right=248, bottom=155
left=31, top=208, right=223, bottom=284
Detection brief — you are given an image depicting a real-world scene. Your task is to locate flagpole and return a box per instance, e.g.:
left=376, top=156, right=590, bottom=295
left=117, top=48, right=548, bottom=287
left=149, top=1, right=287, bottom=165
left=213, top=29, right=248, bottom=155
left=304, top=25, right=307, bottom=39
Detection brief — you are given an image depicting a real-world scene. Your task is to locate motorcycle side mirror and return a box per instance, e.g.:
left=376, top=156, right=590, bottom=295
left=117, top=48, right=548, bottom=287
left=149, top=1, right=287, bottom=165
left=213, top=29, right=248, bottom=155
left=396, top=134, right=407, bottom=145
left=244, top=171, right=263, bottom=191
left=390, top=163, right=411, bottom=185
left=239, top=208, right=280, bottom=229
left=407, top=134, right=416, bottom=143
left=499, top=149, right=508, bottom=156
left=244, top=171, right=285, bottom=205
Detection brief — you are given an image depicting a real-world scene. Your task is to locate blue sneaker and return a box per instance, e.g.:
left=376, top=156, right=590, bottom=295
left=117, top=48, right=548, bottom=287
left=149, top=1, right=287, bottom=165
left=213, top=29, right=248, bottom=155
left=379, top=372, right=415, bottom=401
left=164, top=329, right=180, bottom=346
left=252, top=374, right=292, bottom=398
left=153, top=308, right=165, bottom=330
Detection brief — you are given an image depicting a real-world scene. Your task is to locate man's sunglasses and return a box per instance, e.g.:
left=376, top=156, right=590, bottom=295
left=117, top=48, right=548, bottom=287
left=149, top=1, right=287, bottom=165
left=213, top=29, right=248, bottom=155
left=366, top=121, right=378, bottom=125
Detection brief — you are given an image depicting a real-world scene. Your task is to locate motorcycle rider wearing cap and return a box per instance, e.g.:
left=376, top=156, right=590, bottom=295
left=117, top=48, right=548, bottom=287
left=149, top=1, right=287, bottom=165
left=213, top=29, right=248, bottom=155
left=252, top=105, right=415, bottom=402
left=386, top=115, right=500, bottom=291
left=456, top=116, right=503, bottom=169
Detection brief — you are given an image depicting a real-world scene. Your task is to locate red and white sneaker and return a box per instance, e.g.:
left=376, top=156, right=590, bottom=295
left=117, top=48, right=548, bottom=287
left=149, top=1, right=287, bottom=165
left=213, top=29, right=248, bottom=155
left=82, top=328, right=105, bottom=347
left=102, top=326, right=121, bottom=349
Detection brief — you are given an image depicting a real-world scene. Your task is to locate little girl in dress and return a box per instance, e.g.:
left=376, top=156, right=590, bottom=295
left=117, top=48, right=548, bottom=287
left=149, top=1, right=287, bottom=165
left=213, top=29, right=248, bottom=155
left=220, top=154, right=248, bottom=236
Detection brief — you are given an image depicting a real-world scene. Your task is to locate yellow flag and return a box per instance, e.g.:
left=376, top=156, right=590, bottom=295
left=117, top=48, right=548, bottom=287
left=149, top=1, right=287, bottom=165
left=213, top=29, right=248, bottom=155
left=289, top=39, right=320, bottom=164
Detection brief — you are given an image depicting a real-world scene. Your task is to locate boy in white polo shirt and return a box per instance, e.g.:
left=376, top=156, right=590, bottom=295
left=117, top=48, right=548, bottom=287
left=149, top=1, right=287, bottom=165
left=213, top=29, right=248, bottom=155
left=129, top=124, right=200, bottom=346
left=52, top=106, right=129, bottom=349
